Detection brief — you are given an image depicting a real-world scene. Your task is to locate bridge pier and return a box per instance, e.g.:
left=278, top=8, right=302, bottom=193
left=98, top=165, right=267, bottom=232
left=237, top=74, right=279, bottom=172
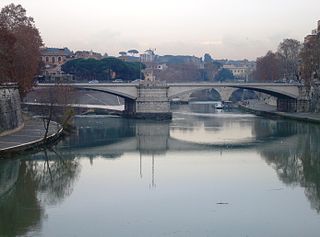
left=124, top=83, right=172, bottom=120
left=277, top=97, right=310, bottom=112
left=277, top=98, right=297, bottom=112
left=296, top=98, right=311, bottom=112
left=214, top=87, right=237, bottom=102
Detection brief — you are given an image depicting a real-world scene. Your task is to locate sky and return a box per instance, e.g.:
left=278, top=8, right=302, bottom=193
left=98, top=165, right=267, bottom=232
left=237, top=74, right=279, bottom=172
left=1, top=0, right=319, bottom=60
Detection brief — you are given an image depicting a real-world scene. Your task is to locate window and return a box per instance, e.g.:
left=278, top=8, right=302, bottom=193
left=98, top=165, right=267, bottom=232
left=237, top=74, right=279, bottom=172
left=52, top=57, right=55, bottom=63
left=46, top=57, right=49, bottom=62
left=58, top=57, right=62, bottom=62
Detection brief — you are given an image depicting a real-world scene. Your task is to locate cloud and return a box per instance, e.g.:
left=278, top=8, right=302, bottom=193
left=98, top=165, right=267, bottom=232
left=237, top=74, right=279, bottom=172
left=65, top=29, right=141, bottom=55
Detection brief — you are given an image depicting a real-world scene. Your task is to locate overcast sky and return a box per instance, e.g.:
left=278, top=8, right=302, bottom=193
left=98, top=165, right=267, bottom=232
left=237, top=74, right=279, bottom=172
left=2, top=0, right=319, bottom=60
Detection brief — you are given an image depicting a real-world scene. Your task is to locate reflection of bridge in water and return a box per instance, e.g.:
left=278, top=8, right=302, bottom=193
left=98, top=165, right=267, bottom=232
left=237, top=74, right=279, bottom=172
left=51, top=116, right=300, bottom=158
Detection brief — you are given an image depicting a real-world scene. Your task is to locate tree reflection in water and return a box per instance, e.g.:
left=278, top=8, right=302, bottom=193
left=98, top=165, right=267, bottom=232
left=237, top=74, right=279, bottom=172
left=28, top=149, right=81, bottom=205
left=259, top=123, right=320, bottom=212
left=0, top=148, right=80, bottom=237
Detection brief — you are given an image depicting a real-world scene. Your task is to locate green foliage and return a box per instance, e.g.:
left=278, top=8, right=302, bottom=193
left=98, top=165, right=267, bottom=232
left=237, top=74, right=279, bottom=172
left=62, top=57, right=145, bottom=81
left=214, top=68, right=235, bottom=81
left=128, top=49, right=139, bottom=56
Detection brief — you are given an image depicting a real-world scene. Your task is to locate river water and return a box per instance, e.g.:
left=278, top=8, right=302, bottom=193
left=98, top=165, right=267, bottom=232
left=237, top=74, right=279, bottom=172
left=1, top=104, right=320, bottom=237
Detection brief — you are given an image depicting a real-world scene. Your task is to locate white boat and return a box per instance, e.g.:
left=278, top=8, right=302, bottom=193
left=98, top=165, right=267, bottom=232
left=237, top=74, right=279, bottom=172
left=214, top=101, right=223, bottom=109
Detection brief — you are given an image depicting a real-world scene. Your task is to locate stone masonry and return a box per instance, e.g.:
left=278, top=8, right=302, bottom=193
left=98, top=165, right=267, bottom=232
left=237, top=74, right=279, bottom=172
left=0, top=84, right=23, bottom=134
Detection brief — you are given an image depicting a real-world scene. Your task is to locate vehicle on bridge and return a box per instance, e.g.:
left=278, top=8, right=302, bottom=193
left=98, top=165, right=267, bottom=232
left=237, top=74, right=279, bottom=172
left=113, top=79, right=123, bottom=83
left=88, top=80, right=99, bottom=84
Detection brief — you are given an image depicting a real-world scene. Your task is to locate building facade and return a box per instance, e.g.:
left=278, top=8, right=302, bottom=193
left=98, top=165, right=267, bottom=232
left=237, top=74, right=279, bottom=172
left=223, top=64, right=250, bottom=80
left=40, top=47, right=73, bottom=77
left=140, top=49, right=157, bottom=63
left=74, top=50, right=103, bottom=60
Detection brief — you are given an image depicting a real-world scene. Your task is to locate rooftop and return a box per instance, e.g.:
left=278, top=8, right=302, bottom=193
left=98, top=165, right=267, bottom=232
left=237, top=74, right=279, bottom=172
left=40, top=47, right=73, bottom=56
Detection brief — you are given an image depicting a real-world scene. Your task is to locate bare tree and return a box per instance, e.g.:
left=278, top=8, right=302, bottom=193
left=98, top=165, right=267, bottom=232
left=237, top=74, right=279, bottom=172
left=300, top=34, right=320, bottom=111
left=37, top=83, right=76, bottom=140
left=0, top=4, right=42, bottom=96
left=0, top=22, right=15, bottom=82
left=256, top=51, right=282, bottom=82
left=278, top=39, right=302, bottom=81
left=300, top=36, right=320, bottom=85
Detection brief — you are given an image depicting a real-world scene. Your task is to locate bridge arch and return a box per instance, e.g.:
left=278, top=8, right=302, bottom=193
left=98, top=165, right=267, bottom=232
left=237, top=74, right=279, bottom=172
left=180, top=88, right=222, bottom=101
left=168, top=83, right=300, bottom=101
left=229, top=88, right=258, bottom=101
left=170, top=87, right=234, bottom=102
left=230, top=85, right=298, bottom=99
left=75, top=85, right=137, bottom=100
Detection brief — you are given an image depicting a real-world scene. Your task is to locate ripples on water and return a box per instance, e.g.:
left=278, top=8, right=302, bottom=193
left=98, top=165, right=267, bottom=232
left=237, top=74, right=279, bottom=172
left=1, top=104, right=320, bottom=237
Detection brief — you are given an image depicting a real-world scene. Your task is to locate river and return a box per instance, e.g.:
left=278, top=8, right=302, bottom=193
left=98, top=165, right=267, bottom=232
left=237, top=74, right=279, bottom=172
left=1, top=103, right=320, bottom=237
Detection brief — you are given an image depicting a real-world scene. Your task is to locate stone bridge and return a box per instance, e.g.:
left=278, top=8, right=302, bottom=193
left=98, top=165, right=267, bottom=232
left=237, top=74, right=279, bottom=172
left=38, top=82, right=309, bottom=119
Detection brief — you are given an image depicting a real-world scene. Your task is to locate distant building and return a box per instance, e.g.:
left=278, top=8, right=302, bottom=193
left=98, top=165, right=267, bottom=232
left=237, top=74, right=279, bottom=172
left=156, top=64, right=168, bottom=70
left=222, top=60, right=255, bottom=80
left=140, top=49, right=157, bottom=63
left=217, top=59, right=255, bottom=81
left=40, top=47, right=73, bottom=77
left=75, top=50, right=102, bottom=60
left=143, top=68, right=156, bottom=82
left=40, top=47, right=72, bottom=66
left=158, top=55, right=203, bottom=69
left=223, top=64, right=250, bottom=79
left=304, top=20, right=320, bottom=44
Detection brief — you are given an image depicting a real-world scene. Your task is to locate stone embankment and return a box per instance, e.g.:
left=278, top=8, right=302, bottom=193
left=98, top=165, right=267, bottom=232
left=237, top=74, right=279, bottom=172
left=0, top=84, right=63, bottom=156
left=239, top=100, right=320, bottom=124
left=0, top=84, right=23, bottom=135
left=0, top=115, right=63, bottom=156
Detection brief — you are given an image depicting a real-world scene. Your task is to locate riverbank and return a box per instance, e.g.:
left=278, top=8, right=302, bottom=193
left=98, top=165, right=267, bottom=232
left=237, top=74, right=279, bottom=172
left=0, top=115, right=63, bottom=157
left=239, top=100, right=320, bottom=124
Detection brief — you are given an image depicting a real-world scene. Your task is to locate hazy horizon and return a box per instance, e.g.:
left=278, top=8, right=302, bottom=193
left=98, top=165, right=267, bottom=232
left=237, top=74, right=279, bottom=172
left=2, top=0, right=319, bottom=60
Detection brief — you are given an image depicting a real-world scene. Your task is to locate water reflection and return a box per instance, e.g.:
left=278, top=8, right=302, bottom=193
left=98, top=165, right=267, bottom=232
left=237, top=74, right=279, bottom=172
left=58, top=113, right=299, bottom=158
left=29, top=149, right=80, bottom=205
left=0, top=160, right=19, bottom=197
left=1, top=106, right=320, bottom=236
left=260, top=124, right=320, bottom=212
left=0, top=150, right=80, bottom=237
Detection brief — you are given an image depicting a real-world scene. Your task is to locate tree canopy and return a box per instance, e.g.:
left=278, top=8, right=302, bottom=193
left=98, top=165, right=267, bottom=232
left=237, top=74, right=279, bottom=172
left=300, top=35, right=320, bottom=87
left=128, top=49, right=139, bottom=56
left=253, top=38, right=301, bottom=83
left=119, top=51, right=127, bottom=56
left=62, top=57, right=144, bottom=81
left=278, top=38, right=301, bottom=81
left=255, top=51, right=282, bottom=82
left=0, top=4, right=42, bottom=95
